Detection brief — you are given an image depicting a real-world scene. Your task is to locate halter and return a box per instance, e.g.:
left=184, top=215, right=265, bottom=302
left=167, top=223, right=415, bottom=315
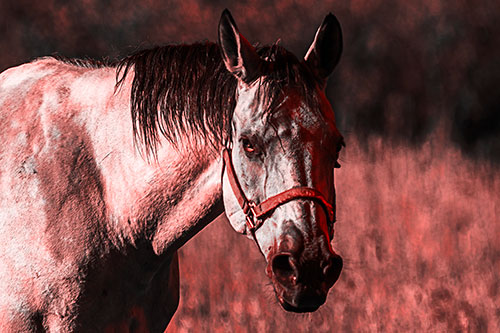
left=222, top=148, right=336, bottom=237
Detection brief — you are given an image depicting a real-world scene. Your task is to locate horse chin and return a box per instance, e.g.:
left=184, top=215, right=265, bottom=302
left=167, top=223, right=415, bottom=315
left=272, top=283, right=327, bottom=313
left=280, top=299, right=321, bottom=313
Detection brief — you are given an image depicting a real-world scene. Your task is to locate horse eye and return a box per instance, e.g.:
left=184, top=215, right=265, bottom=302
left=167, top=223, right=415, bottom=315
left=242, top=138, right=256, bottom=154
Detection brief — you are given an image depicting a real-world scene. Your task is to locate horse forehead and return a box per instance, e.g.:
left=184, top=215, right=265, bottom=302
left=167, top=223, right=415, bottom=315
left=233, top=84, right=266, bottom=125
left=234, top=84, right=338, bottom=142
left=271, top=92, right=336, bottom=142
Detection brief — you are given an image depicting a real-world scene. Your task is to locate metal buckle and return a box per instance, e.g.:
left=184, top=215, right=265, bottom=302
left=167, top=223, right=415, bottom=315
left=245, top=201, right=260, bottom=232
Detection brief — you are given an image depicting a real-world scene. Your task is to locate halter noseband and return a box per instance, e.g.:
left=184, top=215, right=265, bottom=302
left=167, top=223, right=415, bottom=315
left=222, top=148, right=335, bottom=236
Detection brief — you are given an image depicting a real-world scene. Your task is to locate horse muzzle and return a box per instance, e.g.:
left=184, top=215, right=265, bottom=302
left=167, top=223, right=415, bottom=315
left=265, top=224, right=343, bottom=313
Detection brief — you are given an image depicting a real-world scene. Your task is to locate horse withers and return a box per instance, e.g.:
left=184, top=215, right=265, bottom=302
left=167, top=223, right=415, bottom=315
left=0, top=9, right=344, bottom=331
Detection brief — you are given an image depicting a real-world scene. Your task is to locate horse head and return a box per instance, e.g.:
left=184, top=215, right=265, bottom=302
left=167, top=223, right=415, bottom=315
left=219, top=10, right=344, bottom=313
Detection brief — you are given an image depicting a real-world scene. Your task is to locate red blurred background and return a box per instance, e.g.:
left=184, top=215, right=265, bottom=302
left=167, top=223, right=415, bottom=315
left=1, top=0, right=499, bottom=331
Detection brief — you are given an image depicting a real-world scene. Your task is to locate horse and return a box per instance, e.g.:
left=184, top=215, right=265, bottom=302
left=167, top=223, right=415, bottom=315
left=0, top=9, right=344, bottom=332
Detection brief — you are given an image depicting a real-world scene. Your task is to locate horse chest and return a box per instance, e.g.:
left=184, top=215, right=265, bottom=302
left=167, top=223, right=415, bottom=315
left=43, top=250, right=179, bottom=332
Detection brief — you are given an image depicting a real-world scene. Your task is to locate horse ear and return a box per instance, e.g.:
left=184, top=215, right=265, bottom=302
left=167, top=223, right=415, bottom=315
left=304, top=13, right=343, bottom=82
left=218, top=9, right=262, bottom=84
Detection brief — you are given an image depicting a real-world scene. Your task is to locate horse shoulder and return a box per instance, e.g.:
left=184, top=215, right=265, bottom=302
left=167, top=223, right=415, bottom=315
left=0, top=58, right=115, bottom=250
left=0, top=58, right=120, bottom=329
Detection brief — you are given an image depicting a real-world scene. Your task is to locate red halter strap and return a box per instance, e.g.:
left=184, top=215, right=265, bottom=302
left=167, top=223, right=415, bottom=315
left=222, top=148, right=335, bottom=234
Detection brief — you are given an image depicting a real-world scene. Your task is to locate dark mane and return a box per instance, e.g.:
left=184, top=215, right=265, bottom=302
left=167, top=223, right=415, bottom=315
left=108, top=42, right=321, bottom=155
left=51, top=54, right=114, bottom=69
left=116, top=42, right=237, bottom=154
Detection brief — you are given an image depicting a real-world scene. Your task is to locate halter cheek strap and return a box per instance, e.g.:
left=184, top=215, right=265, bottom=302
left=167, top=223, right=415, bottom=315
left=222, top=148, right=335, bottom=235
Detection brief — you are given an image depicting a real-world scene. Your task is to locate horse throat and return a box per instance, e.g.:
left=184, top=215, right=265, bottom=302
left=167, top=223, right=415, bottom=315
left=146, top=150, right=225, bottom=256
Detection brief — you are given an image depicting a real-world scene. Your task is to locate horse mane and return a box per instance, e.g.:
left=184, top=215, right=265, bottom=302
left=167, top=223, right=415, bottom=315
left=116, top=42, right=237, bottom=155
left=51, top=54, right=114, bottom=69
left=55, top=42, right=321, bottom=156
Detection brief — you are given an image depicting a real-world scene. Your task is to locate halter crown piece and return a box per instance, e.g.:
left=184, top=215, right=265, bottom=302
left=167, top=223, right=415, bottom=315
left=222, top=148, right=336, bottom=237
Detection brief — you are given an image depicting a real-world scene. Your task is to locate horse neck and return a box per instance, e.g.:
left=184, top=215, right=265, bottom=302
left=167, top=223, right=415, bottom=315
left=89, top=71, right=225, bottom=256
left=148, top=146, right=225, bottom=256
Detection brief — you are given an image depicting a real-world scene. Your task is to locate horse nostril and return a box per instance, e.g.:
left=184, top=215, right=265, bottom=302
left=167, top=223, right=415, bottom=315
left=272, top=254, right=298, bottom=286
left=323, top=255, right=343, bottom=287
